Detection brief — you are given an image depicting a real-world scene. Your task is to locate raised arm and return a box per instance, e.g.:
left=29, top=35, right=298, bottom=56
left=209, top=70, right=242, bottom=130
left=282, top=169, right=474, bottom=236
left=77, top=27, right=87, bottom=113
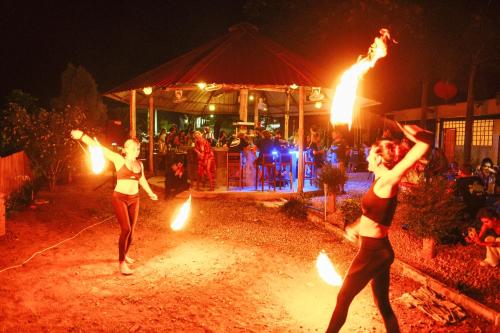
left=384, top=124, right=432, bottom=186
left=70, top=129, right=123, bottom=165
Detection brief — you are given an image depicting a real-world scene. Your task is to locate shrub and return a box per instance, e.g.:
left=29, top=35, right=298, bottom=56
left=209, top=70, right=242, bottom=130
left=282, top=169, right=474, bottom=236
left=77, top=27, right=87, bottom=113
left=398, top=177, right=466, bottom=243
left=281, top=196, right=309, bottom=219
left=314, top=164, right=347, bottom=194
left=339, top=198, right=362, bottom=226
left=6, top=181, right=34, bottom=213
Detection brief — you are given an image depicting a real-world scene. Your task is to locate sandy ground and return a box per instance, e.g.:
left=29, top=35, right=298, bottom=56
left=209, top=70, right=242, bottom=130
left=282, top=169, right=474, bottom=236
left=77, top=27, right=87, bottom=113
left=0, top=174, right=496, bottom=332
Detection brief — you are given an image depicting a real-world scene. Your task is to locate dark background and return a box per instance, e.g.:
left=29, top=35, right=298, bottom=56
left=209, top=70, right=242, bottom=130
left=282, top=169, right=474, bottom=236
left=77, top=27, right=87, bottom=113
left=1, top=0, right=499, bottom=111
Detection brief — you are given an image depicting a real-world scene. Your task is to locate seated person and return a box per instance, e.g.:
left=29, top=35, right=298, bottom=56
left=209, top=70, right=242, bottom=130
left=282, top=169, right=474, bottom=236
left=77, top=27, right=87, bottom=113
left=455, top=164, right=487, bottom=219
left=256, top=130, right=278, bottom=164
left=228, top=133, right=249, bottom=153
left=475, top=157, right=496, bottom=195
left=466, top=207, right=500, bottom=267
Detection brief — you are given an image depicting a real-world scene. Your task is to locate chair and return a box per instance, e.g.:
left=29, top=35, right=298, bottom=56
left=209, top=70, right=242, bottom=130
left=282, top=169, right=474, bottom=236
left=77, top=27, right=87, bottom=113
left=277, top=152, right=293, bottom=191
left=303, top=150, right=315, bottom=186
left=227, top=152, right=243, bottom=190
left=256, top=153, right=276, bottom=191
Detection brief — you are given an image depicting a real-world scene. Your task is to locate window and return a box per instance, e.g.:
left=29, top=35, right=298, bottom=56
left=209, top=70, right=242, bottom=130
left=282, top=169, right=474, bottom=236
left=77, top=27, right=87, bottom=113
left=442, top=119, right=493, bottom=146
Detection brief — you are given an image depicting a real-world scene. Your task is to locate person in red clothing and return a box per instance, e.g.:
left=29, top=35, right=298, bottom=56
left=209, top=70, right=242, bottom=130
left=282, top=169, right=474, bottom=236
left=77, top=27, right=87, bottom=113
left=193, top=130, right=215, bottom=191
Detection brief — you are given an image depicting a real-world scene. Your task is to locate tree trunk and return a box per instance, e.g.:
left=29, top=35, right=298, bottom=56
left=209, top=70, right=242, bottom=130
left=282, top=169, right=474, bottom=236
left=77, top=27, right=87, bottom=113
left=49, top=177, right=57, bottom=192
left=463, top=60, right=479, bottom=164
left=327, top=193, right=336, bottom=213
left=422, top=237, right=437, bottom=259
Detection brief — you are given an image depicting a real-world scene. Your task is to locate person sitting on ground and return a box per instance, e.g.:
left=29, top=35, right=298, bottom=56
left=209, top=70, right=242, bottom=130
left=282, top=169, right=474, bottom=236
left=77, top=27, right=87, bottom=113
left=475, top=157, right=496, bottom=195
left=455, top=164, right=487, bottom=220
left=467, top=207, right=500, bottom=267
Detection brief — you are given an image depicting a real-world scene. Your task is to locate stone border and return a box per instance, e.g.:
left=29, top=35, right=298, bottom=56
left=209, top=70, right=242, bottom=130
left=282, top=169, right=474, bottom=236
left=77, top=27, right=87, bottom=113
left=307, top=210, right=500, bottom=328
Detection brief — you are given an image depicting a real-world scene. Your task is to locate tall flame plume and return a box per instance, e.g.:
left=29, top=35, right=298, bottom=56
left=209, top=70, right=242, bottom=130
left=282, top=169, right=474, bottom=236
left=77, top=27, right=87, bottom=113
left=330, top=28, right=392, bottom=129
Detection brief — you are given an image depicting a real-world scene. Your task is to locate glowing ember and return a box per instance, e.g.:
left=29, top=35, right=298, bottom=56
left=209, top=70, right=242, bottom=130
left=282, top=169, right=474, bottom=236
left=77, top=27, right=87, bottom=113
left=171, top=195, right=192, bottom=231
left=316, top=251, right=342, bottom=286
left=89, top=138, right=105, bottom=174
left=330, top=28, right=392, bottom=129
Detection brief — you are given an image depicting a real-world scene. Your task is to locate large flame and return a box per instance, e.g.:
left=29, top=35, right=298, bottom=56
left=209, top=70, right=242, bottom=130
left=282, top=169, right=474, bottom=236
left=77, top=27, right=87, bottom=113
left=330, top=28, right=392, bottom=129
left=171, top=195, right=192, bottom=231
left=316, top=251, right=342, bottom=286
left=89, top=138, right=105, bottom=174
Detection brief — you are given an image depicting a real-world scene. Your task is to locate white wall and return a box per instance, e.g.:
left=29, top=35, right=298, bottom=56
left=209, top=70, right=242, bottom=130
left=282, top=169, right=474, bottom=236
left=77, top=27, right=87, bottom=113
left=386, top=99, right=500, bottom=165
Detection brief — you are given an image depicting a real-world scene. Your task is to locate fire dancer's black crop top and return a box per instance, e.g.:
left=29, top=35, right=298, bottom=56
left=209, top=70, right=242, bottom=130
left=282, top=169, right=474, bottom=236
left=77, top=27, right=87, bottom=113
left=116, top=162, right=142, bottom=181
left=361, top=178, right=398, bottom=227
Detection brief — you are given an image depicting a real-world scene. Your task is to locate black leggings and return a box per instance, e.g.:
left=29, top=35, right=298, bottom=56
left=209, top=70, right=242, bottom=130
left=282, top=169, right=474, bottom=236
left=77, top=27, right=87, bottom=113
left=326, top=236, right=400, bottom=333
left=111, top=192, right=139, bottom=262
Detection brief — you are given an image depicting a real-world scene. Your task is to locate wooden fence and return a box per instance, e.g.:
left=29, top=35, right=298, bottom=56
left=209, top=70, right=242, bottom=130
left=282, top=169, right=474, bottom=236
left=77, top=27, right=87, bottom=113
left=0, top=151, right=32, bottom=197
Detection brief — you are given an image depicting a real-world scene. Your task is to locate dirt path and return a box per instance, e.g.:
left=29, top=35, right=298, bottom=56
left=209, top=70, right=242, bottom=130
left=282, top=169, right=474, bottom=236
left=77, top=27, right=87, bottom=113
left=0, top=175, right=495, bottom=332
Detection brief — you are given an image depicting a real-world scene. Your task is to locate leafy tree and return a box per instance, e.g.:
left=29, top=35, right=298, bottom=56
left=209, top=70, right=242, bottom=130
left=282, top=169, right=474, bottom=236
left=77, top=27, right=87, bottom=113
left=398, top=177, right=466, bottom=243
left=52, top=63, right=107, bottom=129
left=1, top=91, right=86, bottom=190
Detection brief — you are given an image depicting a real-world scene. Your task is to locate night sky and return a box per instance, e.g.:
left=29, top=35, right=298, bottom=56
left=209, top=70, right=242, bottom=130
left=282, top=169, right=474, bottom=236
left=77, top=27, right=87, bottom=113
left=1, top=0, right=247, bottom=106
left=1, top=0, right=499, bottom=111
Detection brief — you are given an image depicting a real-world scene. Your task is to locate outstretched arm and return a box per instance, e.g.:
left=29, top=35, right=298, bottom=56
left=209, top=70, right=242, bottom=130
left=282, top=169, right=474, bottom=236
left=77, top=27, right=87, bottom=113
left=383, top=124, right=432, bottom=186
left=71, top=130, right=122, bottom=165
left=138, top=162, right=158, bottom=200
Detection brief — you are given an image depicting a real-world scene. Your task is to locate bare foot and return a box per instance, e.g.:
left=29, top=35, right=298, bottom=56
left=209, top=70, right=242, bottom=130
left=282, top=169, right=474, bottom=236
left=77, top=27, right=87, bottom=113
left=125, top=256, right=135, bottom=264
left=119, top=261, right=134, bottom=275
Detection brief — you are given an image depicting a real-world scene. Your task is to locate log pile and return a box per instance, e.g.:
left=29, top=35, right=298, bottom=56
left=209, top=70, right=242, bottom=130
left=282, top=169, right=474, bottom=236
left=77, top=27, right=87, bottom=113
left=398, top=286, right=467, bottom=325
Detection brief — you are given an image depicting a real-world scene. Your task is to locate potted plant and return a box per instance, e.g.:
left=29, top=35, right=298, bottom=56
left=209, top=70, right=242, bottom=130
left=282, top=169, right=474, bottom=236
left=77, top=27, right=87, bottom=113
left=398, top=177, right=465, bottom=259
left=314, top=164, right=347, bottom=215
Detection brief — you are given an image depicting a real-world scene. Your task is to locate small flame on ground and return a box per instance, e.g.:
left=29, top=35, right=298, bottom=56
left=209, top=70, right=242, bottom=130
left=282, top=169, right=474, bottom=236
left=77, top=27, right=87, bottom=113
left=89, top=138, right=105, bottom=174
left=330, top=28, right=392, bottom=129
left=316, top=251, right=342, bottom=286
left=171, top=195, right=192, bottom=231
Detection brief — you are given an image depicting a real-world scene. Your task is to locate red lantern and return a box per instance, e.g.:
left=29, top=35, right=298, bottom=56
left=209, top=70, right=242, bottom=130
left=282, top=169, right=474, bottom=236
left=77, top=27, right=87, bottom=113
left=433, top=81, right=457, bottom=100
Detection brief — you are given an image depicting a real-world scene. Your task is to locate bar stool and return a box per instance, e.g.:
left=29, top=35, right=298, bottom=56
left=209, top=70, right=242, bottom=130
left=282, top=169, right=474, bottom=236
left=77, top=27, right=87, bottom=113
left=277, top=152, right=293, bottom=191
left=257, top=153, right=276, bottom=191
left=227, top=152, right=243, bottom=189
left=303, top=150, right=315, bottom=186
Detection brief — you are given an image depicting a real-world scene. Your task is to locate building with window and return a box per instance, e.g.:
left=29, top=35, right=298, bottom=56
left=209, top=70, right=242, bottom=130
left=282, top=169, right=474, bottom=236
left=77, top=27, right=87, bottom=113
left=385, top=98, right=500, bottom=165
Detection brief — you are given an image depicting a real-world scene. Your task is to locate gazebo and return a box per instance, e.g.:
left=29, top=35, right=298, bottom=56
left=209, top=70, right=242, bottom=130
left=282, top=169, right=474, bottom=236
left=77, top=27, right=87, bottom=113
left=105, top=23, right=378, bottom=193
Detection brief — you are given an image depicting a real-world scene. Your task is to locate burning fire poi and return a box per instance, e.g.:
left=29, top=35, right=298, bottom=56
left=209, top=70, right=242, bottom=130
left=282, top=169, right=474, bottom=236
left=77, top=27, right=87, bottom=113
left=89, top=138, right=105, bottom=174
left=171, top=195, right=192, bottom=231
left=316, top=251, right=342, bottom=286
left=330, top=28, right=392, bottom=129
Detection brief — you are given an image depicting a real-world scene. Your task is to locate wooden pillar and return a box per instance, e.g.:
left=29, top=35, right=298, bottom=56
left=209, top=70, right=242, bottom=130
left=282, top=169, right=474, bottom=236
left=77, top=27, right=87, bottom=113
left=284, top=91, right=290, bottom=139
left=239, top=89, right=248, bottom=122
left=253, top=93, right=259, bottom=126
left=298, top=86, right=305, bottom=193
left=129, top=89, right=137, bottom=139
left=148, top=95, right=154, bottom=173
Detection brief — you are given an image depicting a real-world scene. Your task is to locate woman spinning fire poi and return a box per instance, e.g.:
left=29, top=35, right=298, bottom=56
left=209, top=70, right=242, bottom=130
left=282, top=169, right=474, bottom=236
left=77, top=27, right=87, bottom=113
left=70, top=130, right=158, bottom=275
left=325, top=123, right=432, bottom=333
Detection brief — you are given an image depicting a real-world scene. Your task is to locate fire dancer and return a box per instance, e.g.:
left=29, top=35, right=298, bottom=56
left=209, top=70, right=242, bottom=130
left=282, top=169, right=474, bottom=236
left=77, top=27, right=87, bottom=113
left=325, top=123, right=432, bottom=333
left=70, top=130, right=158, bottom=275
